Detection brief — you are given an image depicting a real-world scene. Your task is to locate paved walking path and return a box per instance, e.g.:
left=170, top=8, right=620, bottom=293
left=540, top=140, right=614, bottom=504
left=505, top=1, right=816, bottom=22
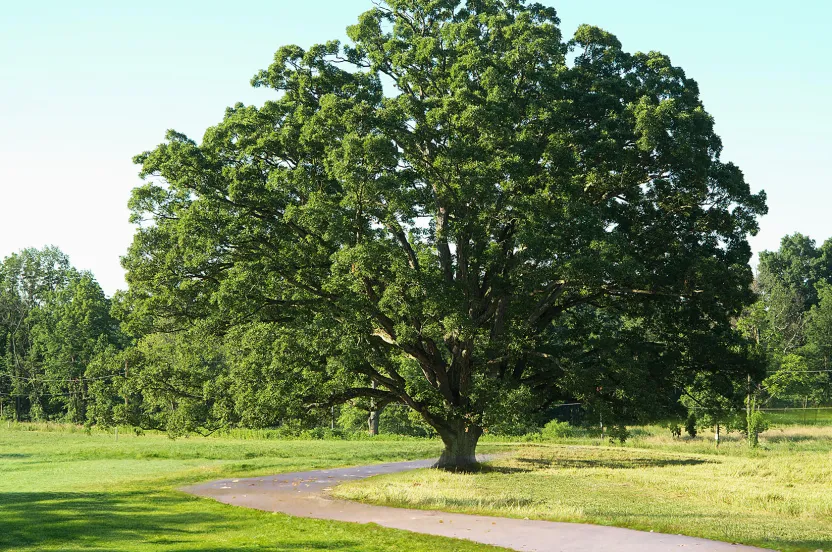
left=182, top=457, right=771, bottom=552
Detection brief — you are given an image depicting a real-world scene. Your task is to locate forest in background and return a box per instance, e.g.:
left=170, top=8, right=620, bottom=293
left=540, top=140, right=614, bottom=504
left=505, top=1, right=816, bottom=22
left=1, top=233, right=829, bottom=438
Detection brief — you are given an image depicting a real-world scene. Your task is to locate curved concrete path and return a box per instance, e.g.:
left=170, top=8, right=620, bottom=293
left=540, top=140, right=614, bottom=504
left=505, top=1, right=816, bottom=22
left=183, top=458, right=772, bottom=552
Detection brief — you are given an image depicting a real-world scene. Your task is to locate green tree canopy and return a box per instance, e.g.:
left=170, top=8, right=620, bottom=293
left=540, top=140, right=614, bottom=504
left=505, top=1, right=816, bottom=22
left=0, top=247, right=121, bottom=422
left=739, top=234, right=832, bottom=409
left=753, top=234, right=832, bottom=355
left=124, top=0, right=766, bottom=467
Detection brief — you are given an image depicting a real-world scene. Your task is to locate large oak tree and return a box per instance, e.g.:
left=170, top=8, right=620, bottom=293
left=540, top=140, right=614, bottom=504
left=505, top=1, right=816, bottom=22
left=124, top=0, right=766, bottom=468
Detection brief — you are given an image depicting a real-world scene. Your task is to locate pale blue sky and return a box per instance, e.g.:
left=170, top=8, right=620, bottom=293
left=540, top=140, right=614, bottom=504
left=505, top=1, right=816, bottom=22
left=1, top=1, right=828, bottom=295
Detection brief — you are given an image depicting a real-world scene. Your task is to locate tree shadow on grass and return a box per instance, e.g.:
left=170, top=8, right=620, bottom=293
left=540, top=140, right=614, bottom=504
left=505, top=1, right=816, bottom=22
left=764, top=433, right=832, bottom=443
left=0, top=491, right=362, bottom=551
left=474, top=464, right=536, bottom=474
left=515, top=455, right=712, bottom=470
left=0, top=491, right=207, bottom=549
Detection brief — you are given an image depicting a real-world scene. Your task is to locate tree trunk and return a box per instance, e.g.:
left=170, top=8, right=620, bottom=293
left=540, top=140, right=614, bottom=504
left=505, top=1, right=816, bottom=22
left=368, top=409, right=379, bottom=436
left=368, top=380, right=380, bottom=436
left=434, top=422, right=483, bottom=471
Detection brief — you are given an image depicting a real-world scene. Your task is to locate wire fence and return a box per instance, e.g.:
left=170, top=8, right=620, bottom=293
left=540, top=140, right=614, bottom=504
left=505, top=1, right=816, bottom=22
left=550, top=401, right=832, bottom=428
left=758, top=407, right=832, bottom=426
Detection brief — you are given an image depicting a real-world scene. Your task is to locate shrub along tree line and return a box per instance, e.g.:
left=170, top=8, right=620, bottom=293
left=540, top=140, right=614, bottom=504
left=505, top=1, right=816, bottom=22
left=6, top=0, right=815, bottom=467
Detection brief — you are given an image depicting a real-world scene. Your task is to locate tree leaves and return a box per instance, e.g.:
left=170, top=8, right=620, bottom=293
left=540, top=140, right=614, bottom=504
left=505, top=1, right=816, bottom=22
left=123, top=0, right=766, bottom=461
left=0, top=247, right=122, bottom=423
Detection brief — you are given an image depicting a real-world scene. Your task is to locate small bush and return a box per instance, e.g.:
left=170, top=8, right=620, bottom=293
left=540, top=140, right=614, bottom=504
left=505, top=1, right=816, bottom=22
left=541, top=420, right=574, bottom=439
left=747, top=411, right=769, bottom=448
left=685, top=413, right=698, bottom=438
left=607, top=424, right=629, bottom=444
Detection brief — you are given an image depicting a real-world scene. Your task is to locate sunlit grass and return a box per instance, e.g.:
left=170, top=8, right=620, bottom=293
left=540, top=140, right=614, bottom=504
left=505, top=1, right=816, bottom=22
left=335, top=427, right=832, bottom=552
left=0, top=425, right=506, bottom=551
left=6, top=421, right=832, bottom=551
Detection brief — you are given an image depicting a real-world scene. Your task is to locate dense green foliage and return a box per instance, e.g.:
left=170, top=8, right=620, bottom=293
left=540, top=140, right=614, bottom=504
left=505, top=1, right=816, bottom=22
left=0, top=247, right=123, bottom=423
left=1, top=2, right=795, bottom=460
left=0, top=247, right=431, bottom=437
left=119, top=0, right=765, bottom=466
left=0, top=2, right=795, bottom=463
left=738, top=233, right=832, bottom=408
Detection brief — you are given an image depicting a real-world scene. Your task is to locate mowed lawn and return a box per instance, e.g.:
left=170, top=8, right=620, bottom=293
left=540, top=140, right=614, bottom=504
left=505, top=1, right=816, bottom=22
left=335, top=427, right=832, bottom=552
left=0, top=425, right=506, bottom=552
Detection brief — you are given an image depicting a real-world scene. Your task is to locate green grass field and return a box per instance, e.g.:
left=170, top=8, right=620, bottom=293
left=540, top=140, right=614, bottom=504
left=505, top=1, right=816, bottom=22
left=0, top=424, right=507, bottom=552
left=335, top=425, right=832, bottom=552
left=5, top=422, right=832, bottom=552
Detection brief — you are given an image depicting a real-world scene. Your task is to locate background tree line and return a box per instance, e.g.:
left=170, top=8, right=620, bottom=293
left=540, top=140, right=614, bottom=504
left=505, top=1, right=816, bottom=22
left=674, top=233, right=832, bottom=444
left=0, top=246, right=429, bottom=436
left=740, top=234, right=832, bottom=408
left=3, top=235, right=829, bottom=436
left=0, top=247, right=123, bottom=423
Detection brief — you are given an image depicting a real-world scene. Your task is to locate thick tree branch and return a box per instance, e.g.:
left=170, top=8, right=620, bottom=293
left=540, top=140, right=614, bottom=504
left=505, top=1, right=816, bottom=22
left=385, top=221, right=420, bottom=271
